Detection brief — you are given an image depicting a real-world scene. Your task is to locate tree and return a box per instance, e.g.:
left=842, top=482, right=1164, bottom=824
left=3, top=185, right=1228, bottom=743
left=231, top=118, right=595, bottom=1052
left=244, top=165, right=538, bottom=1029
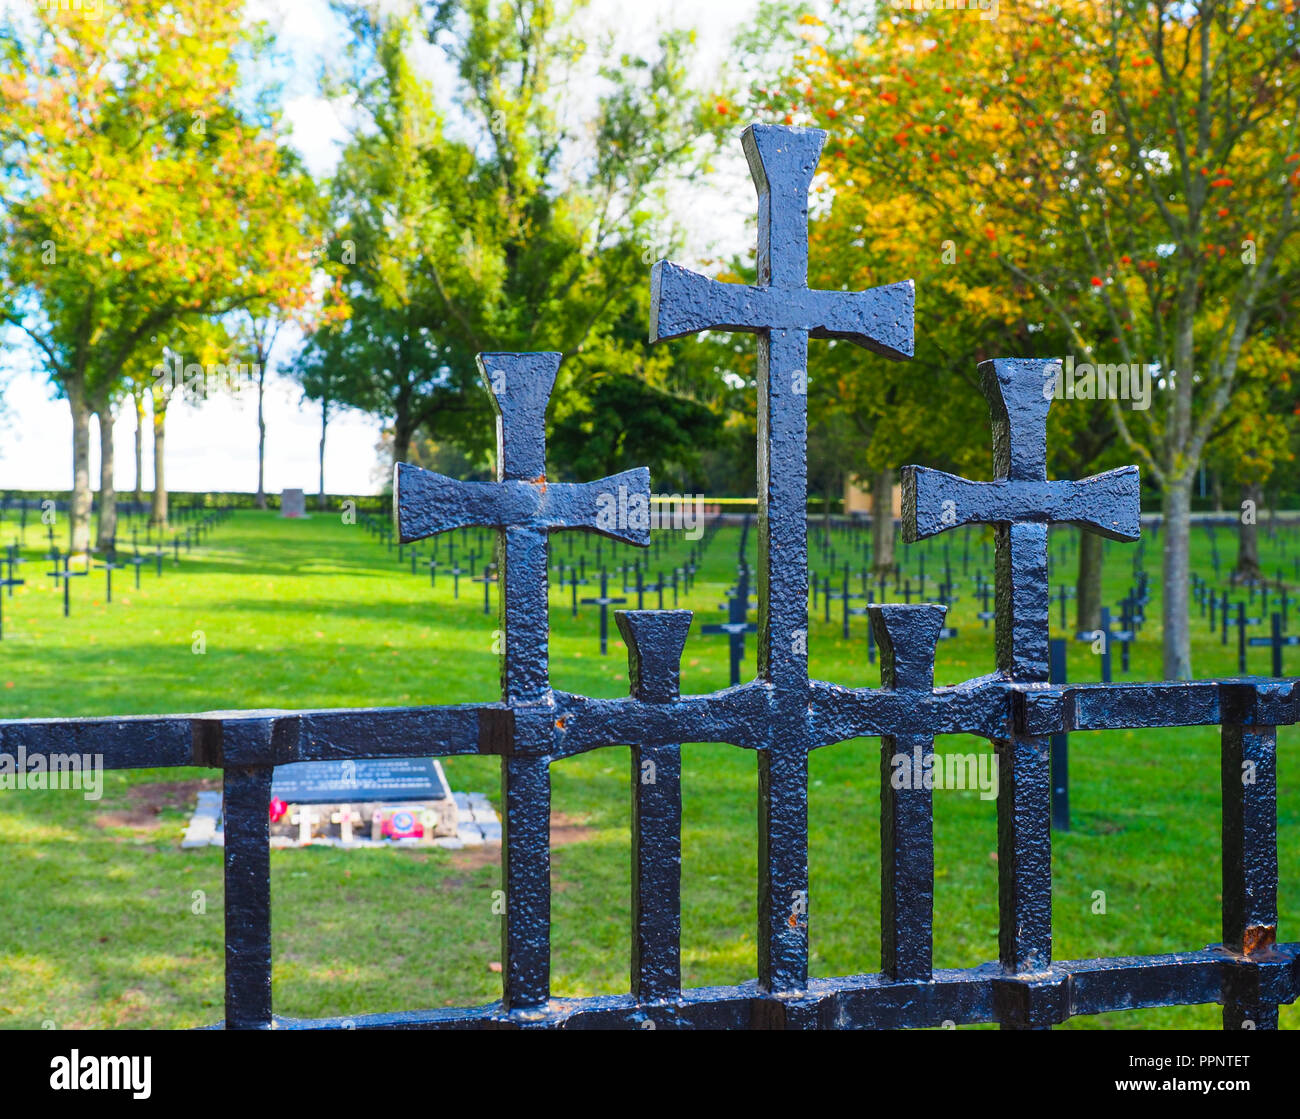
left=299, top=1, right=723, bottom=479
left=0, top=1, right=317, bottom=550
left=752, top=0, right=1300, bottom=678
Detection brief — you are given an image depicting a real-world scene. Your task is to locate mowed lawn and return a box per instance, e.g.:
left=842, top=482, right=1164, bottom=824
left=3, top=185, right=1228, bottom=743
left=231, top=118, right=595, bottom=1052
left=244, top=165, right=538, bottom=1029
left=0, top=507, right=1295, bottom=1030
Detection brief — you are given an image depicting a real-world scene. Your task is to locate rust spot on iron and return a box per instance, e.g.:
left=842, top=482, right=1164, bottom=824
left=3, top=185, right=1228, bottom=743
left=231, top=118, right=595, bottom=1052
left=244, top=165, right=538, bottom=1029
left=530, top=475, right=548, bottom=492
left=1242, top=925, right=1276, bottom=954
left=554, top=716, right=567, bottom=730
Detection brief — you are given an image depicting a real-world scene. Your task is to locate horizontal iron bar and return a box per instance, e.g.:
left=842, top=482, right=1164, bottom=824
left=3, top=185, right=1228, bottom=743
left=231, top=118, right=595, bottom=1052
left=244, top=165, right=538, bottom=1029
left=0, top=678, right=1295, bottom=771
left=257, top=944, right=1300, bottom=1030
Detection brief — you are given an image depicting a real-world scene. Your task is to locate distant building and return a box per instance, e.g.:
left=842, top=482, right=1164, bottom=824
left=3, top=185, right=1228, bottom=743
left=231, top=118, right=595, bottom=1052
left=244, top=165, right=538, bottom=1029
left=843, top=476, right=901, bottom=518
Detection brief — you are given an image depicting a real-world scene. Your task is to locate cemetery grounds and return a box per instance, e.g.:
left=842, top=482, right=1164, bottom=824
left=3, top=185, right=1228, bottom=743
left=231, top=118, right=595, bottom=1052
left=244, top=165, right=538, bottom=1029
left=0, top=508, right=1295, bottom=1030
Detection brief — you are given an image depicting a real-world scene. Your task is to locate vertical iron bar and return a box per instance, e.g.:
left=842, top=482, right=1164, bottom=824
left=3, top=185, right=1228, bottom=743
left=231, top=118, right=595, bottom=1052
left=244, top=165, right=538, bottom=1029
left=224, top=766, right=273, bottom=1029
left=1220, top=686, right=1279, bottom=1030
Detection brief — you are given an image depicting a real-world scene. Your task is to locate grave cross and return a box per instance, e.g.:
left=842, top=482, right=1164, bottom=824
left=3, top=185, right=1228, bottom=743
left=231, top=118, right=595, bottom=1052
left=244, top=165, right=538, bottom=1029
left=582, top=571, right=628, bottom=656
left=0, top=563, right=23, bottom=640
left=331, top=806, right=361, bottom=845
left=47, top=547, right=87, bottom=618
left=3, top=544, right=23, bottom=599
left=1247, top=612, right=1300, bottom=677
left=472, top=564, right=497, bottom=616
left=976, top=577, right=995, bottom=629
left=96, top=547, right=125, bottom=604
left=701, top=587, right=758, bottom=688
left=1054, top=584, right=1077, bottom=631
left=291, top=806, right=318, bottom=846
left=567, top=567, right=588, bottom=619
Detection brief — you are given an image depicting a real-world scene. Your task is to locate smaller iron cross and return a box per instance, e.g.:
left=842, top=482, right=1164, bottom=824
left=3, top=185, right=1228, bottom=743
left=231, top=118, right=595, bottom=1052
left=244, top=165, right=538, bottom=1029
left=396, top=352, right=651, bottom=700
left=902, top=358, right=1140, bottom=682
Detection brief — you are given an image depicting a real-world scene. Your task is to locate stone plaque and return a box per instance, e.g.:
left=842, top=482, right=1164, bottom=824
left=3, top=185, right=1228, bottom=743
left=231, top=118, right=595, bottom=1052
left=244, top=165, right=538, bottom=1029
left=271, top=757, right=452, bottom=805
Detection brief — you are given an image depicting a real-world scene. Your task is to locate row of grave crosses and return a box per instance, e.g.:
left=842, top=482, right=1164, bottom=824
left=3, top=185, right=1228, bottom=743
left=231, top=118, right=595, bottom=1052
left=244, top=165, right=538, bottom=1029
left=393, top=123, right=1144, bottom=993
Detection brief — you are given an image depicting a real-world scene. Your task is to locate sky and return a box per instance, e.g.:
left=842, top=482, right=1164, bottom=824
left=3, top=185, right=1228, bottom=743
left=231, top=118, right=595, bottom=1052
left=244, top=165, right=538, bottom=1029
left=0, top=0, right=764, bottom=497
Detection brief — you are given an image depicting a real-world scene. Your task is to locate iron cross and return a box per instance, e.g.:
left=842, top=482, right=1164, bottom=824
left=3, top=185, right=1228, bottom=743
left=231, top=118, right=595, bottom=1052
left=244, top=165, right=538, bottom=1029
left=396, top=352, right=651, bottom=701
left=903, top=358, right=1140, bottom=683
left=395, top=352, right=651, bottom=1012
left=902, top=357, right=1140, bottom=973
left=650, top=123, right=914, bottom=993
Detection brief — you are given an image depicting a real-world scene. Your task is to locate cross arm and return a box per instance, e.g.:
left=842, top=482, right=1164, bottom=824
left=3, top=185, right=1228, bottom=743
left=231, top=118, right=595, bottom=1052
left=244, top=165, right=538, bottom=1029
left=650, top=263, right=914, bottom=358
left=901, top=465, right=1141, bottom=543
left=395, top=462, right=652, bottom=546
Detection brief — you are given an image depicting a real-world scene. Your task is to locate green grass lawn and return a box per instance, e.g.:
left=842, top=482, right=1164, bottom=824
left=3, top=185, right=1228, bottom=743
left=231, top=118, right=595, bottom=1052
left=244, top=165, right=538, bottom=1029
left=0, top=507, right=1295, bottom=1029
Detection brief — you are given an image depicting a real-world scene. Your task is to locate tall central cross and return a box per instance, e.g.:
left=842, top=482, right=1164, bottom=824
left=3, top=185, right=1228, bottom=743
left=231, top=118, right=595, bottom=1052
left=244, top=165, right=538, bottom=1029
left=901, top=357, right=1140, bottom=973
left=651, top=124, right=914, bottom=992
left=394, top=351, right=650, bottom=1012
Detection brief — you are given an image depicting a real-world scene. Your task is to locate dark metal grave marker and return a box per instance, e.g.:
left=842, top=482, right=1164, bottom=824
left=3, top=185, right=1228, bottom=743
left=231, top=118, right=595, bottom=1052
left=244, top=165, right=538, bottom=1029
left=1247, top=613, right=1300, bottom=678
left=582, top=570, right=628, bottom=656
left=96, top=549, right=125, bottom=604
left=46, top=548, right=87, bottom=618
left=0, top=563, right=23, bottom=639
left=702, top=586, right=758, bottom=688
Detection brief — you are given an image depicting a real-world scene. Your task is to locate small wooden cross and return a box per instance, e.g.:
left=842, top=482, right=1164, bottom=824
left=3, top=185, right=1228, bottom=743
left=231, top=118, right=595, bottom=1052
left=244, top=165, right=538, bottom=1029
left=331, top=806, right=360, bottom=844
left=290, top=806, right=318, bottom=845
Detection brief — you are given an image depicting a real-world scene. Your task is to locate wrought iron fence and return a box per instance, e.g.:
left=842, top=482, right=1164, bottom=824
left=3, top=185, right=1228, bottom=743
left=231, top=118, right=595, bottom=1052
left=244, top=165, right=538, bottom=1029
left=2, top=124, right=1295, bottom=1029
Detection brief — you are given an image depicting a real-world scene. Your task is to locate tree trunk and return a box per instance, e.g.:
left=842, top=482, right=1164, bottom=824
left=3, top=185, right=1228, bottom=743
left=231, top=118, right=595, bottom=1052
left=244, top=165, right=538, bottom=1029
left=1161, top=478, right=1193, bottom=680
left=133, top=389, right=145, bottom=509
left=870, top=468, right=894, bottom=575
left=256, top=366, right=268, bottom=510
left=392, top=412, right=414, bottom=470
left=151, top=390, right=170, bottom=530
left=95, top=402, right=118, bottom=551
left=1075, top=529, right=1103, bottom=634
left=1235, top=481, right=1262, bottom=583
left=318, top=397, right=329, bottom=511
left=67, top=381, right=93, bottom=554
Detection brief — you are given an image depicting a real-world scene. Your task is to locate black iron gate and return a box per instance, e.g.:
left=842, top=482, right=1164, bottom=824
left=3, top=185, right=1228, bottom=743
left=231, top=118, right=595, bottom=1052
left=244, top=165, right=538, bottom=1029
left=2, top=124, right=1294, bottom=1029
